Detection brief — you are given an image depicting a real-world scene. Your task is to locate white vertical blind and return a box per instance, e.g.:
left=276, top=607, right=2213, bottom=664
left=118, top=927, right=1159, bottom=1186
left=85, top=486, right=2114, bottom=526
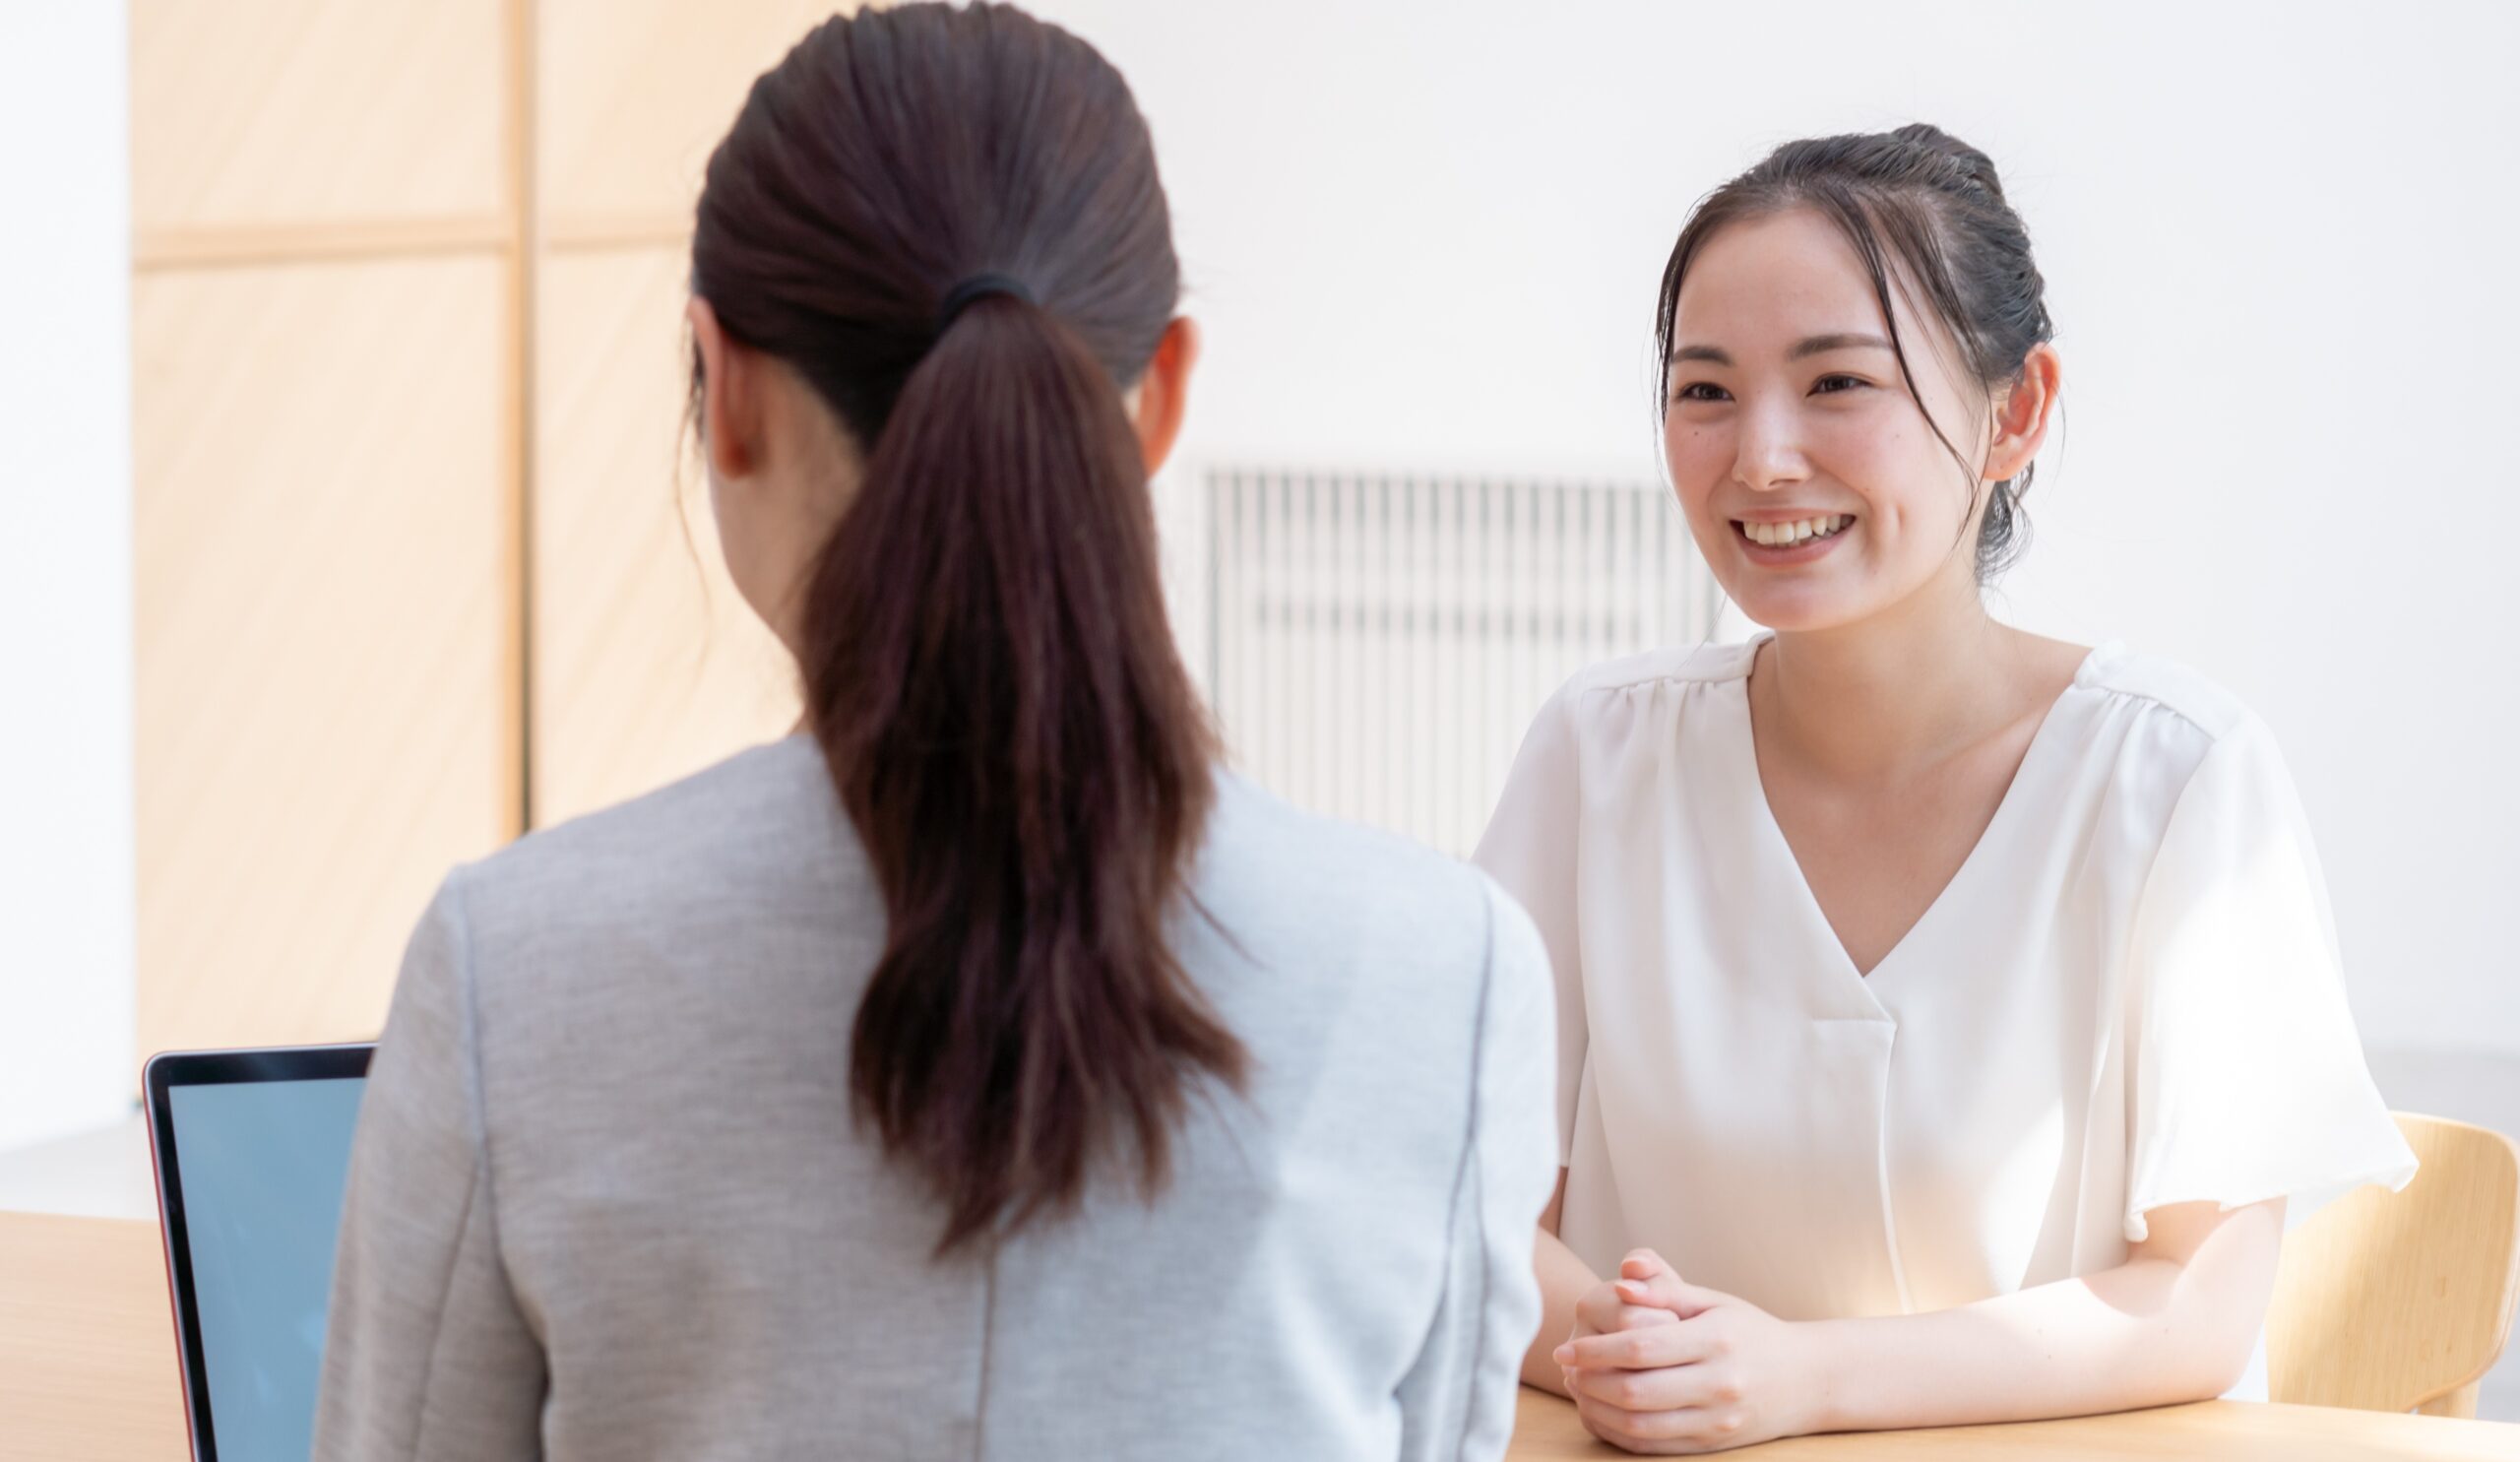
left=1202, top=464, right=1721, bottom=857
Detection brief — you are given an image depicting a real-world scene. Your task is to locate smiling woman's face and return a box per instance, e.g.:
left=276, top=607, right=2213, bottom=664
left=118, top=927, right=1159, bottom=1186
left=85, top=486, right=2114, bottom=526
left=1663, top=206, right=1999, bottom=634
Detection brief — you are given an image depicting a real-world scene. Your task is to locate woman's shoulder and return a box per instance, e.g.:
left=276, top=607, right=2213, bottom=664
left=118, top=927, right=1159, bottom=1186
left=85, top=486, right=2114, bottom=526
left=2075, top=640, right=2265, bottom=745
left=2063, top=641, right=2307, bottom=823
left=1518, top=641, right=1757, bottom=748
left=388, top=734, right=864, bottom=1045
left=1201, top=770, right=1496, bottom=940
left=450, top=732, right=856, bottom=932
left=1558, top=639, right=1760, bottom=702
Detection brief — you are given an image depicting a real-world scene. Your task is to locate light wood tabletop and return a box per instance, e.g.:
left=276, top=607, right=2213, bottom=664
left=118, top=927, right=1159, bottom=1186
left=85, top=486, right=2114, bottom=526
left=0, top=1212, right=187, bottom=1462
left=6, top=1208, right=2518, bottom=1461
left=1509, top=1387, right=2520, bottom=1460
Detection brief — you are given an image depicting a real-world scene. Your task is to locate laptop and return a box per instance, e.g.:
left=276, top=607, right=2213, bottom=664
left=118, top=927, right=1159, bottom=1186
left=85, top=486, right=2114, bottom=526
left=143, top=1043, right=374, bottom=1462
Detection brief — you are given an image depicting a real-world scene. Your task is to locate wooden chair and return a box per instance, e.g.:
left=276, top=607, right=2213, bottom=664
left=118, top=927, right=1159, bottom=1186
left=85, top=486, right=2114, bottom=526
left=2266, top=1112, right=2520, bottom=1417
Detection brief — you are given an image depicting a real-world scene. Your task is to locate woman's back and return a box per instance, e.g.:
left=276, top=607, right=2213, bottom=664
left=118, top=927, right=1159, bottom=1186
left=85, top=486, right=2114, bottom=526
left=314, top=8, right=1554, bottom=1455
left=313, top=736, right=1555, bottom=1460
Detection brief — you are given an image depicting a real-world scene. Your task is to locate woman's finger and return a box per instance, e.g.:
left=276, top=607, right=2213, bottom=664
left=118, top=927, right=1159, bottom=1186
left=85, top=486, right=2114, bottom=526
left=1565, top=1359, right=1736, bottom=1414
left=1607, top=1248, right=1728, bottom=1321
left=1575, top=1394, right=1745, bottom=1448
left=1617, top=1247, right=1676, bottom=1284
left=1576, top=1282, right=1681, bottom=1338
left=1574, top=1280, right=1620, bottom=1336
left=1613, top=1270, right=1722, bottom=1319
left=1552, top=1315, right=1730, bottom=1371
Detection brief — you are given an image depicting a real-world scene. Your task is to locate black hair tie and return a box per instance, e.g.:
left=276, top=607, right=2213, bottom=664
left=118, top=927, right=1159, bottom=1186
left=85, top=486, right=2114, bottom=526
left=935, top=273, right=1035, bottom=333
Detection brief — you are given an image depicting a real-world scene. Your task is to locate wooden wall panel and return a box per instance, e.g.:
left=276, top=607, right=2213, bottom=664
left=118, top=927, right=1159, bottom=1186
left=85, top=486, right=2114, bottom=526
left=133, top=258, right=510, bottom=1057
left=131, top=0, right=506, bottom=239
left=538, top=0, right=844, bottom=236
left=531, top=246, right=798, bottom=828
left=124, top=0, right=850, bottom=1066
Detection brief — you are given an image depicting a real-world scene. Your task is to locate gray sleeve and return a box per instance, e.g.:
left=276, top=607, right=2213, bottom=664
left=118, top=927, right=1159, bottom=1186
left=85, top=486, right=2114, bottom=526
left=1394, top=876, right=1559, bottom=1461
left=312, top=869, right=546, bottom=1462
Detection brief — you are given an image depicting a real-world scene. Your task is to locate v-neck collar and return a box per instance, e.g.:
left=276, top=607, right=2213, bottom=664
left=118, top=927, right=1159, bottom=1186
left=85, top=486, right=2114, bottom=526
left=1727, top=631, right=2116, bottom=1001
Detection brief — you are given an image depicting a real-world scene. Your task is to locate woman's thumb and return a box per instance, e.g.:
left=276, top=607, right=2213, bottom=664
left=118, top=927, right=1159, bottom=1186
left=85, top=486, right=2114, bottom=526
left=1613, top=1250, right=1718, bottom=1317
left=1618, top=1248, right=1673, bottom=1283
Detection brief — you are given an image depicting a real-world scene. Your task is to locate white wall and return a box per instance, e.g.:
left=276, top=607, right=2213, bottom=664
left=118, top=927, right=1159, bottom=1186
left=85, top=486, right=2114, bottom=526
left=1047, top=0, right=2520, bottom=1054
left=0, top=4, right=137, bottom=1152
left=0, top=2, right=2505, bottom=1156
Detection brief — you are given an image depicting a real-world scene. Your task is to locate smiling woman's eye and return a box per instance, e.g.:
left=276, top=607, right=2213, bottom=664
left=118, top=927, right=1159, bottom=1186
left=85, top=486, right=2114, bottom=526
left=1672, top=381, right=1731, bottom=404
left=1812, top=374, right=1868, bottom=395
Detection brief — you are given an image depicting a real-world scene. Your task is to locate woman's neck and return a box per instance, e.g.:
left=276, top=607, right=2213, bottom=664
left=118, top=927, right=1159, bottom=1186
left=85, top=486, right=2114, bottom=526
left=1750, top=574, right=2019, bottom=787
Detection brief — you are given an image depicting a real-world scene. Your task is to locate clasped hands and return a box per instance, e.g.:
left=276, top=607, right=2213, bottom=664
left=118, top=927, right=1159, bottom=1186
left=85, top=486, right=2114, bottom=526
left=1552, top=1249, right=1824, bottom=1454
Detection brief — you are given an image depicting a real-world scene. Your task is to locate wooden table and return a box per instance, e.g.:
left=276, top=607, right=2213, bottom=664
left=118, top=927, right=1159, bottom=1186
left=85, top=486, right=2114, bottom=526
left=1512, top=1388, right=2520, bottom=1459
left=1, top=1213, right=186, bottom=1460
left=6, top=1209, right=2517, bottom=1460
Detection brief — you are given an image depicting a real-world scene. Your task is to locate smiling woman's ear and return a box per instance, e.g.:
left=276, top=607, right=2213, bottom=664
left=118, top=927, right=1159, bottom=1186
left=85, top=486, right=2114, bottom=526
left=1984, top=343, right=2062, bottom=485
left=686, top=295, right=758, bottom=482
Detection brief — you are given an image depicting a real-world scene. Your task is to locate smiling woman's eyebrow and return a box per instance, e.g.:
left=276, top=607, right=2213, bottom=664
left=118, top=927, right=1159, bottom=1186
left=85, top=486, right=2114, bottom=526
left=1790, top=331, right=1894, bottom=359
left=1670, top=332, right=1896, bottom=367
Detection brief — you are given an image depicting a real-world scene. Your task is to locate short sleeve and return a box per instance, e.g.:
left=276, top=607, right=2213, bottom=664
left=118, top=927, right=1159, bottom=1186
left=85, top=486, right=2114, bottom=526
left=1471, top=681, right=1587, bottom=1165
left=2120, top=716, right=2419, bottom=1243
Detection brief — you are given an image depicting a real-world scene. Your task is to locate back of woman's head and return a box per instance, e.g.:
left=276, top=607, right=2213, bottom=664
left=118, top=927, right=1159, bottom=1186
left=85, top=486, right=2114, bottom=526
left=1654, top=123, right=2056, bottom=581
left=690, top=1, right=1238, bottom=1255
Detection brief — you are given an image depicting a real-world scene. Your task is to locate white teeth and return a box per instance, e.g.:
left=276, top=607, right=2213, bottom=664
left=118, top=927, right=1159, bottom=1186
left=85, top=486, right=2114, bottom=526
left=1740, top=514, right=1851, bottom=547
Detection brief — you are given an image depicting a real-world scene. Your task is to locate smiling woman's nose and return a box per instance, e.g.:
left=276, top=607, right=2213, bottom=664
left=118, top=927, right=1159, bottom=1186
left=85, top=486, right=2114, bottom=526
left=1732, top=406, right=1807, bottom=492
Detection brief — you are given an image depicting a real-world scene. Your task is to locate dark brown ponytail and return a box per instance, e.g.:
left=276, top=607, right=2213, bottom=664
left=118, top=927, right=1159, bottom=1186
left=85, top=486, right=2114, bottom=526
left=690, top=1, right=1240, bottom=1254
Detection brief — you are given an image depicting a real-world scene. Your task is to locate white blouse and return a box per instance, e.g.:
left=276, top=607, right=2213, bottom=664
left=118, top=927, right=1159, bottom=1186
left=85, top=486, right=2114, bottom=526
left=1473, top=633, right=2417, bottom=1395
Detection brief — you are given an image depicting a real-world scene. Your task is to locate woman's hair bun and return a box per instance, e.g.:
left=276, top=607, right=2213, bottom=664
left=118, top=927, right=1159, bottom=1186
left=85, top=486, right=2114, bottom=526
left=1890, top=121, right=2009, bottom=204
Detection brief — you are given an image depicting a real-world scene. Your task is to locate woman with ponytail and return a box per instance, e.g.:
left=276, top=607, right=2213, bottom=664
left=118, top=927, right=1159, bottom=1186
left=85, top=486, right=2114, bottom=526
left=1476, top=124, right=2415, bottom=1452
left=312, top=7, right=1555, bottom=1459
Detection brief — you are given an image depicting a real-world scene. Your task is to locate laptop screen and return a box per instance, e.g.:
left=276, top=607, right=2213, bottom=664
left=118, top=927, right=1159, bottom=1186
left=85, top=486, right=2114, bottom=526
left=150, top=1049, right=369, bottom=1462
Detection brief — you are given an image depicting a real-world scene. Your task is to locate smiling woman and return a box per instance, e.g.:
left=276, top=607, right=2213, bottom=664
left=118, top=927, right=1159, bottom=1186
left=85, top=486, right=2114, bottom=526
left=1659, top=203, right=2063, bottom=637
left=1658, top=125, right=2057, bottom=590
left=1473, top=123, right=2418, bottom=1455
